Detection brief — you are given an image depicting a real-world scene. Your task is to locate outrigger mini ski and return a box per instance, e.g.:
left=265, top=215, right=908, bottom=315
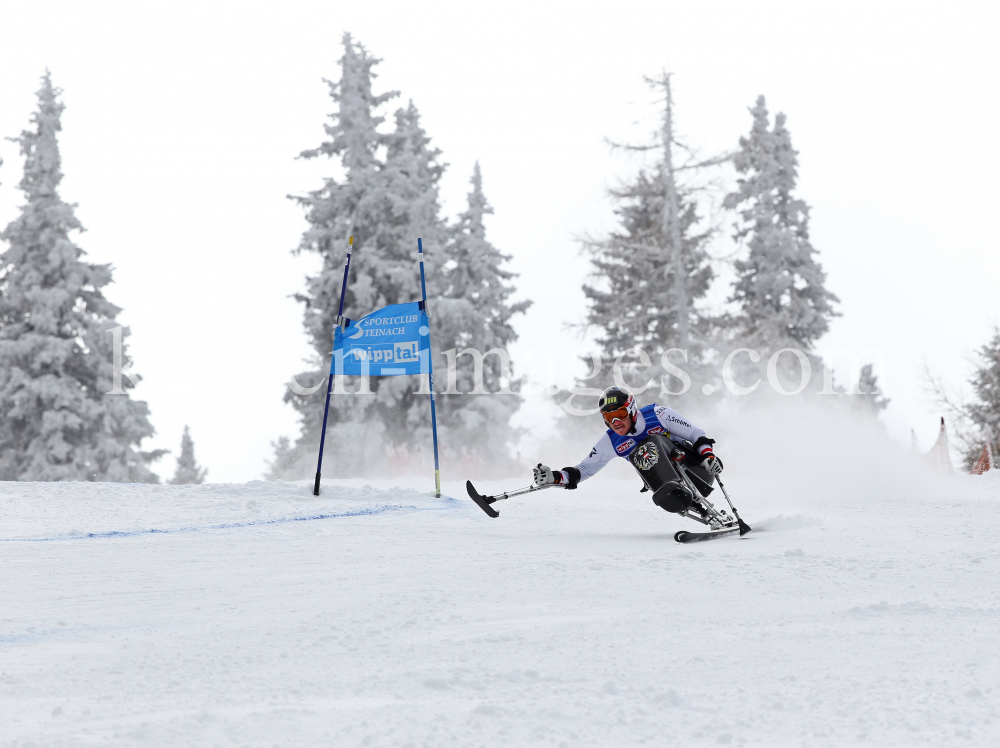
left=465, top=480, right=559, bottom=518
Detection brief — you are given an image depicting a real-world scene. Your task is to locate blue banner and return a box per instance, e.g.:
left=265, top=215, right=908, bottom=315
left=333, top=302, right=429, bottom=376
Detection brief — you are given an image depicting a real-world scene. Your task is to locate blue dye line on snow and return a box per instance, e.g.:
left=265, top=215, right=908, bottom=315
left=1, top=496, right=460, bottom=543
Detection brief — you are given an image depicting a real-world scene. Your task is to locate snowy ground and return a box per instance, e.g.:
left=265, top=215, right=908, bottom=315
left=1, top=465, right=998, bottom=747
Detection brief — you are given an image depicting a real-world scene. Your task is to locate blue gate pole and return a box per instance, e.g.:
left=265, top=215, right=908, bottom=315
left=418, top=238, right=442, bottom=498
left=313, top=236, right=355, bottom=496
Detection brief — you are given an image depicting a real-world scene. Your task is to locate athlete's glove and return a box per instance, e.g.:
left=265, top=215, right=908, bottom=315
left=700, top=452, right=724, bottom=476
left=533, top=463, right=561, bottom=487
left=560, top=466, right=581, bottom=490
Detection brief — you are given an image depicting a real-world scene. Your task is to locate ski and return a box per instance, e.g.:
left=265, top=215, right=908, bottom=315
left=674, top=526, right=743, bottom=543
left=466, top=480, right=500, bottom=518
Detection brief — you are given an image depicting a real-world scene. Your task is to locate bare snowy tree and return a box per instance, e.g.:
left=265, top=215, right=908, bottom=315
left=573, top=72, right=726, bottom=407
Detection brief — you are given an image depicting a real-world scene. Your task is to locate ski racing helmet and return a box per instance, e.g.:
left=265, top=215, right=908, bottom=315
left=598, top=386, right=637, bottom=428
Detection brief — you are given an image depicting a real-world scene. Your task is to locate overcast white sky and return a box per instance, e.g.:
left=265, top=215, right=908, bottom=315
left=2, top=0, right=997, bottom=482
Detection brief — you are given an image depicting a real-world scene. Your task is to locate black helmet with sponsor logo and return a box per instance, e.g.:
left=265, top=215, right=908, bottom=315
left=598, top=386, right=637, bottom=427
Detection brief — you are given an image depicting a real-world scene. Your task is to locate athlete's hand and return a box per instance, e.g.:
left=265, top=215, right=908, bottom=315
left=532, top=463, right=560, bottom=487
left=701, top=453, right=724, bottom=476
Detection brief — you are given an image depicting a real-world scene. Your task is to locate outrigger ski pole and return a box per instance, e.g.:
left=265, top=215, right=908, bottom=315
left=465, top=480, right=562, bottom=518
left=715, top=477, right=752, bottom=536
left=674, top=439, right=752, bottom=537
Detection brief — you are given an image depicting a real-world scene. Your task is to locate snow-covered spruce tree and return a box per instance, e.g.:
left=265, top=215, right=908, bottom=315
left=966, top=330, right=1000, bottom=452
left=169, top=425, right=207, bottom=484
left=432, top=163, right=530, bottom=468
left=857, top=364, right=889, bottom=416
left=724, top=96, right=839, bottom=379
left=272, top=36, right=451, bottom=478
left=366, top=100, right=452, bottom=470
left=577, top=73, right=720, bottom=407
left=930, top=327, right=1000, bottom=470
left=270, top=33, right=396, bottom=480
left=0, top=73, right=162, bottom=482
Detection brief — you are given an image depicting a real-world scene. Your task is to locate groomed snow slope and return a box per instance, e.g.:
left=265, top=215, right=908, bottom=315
left=1, top=467, right=998, bottom=747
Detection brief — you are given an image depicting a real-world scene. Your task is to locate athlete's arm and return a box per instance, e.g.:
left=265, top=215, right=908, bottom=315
left=652, top=404, right=714, bottom=457
left=556, top=433, right=616, bottom=488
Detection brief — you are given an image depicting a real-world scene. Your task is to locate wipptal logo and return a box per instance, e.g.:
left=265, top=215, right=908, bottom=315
left=615, top=439, right=635, bottom=454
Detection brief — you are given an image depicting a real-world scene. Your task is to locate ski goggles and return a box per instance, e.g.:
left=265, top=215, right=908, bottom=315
left=601, top=405, right=631, bottom=426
